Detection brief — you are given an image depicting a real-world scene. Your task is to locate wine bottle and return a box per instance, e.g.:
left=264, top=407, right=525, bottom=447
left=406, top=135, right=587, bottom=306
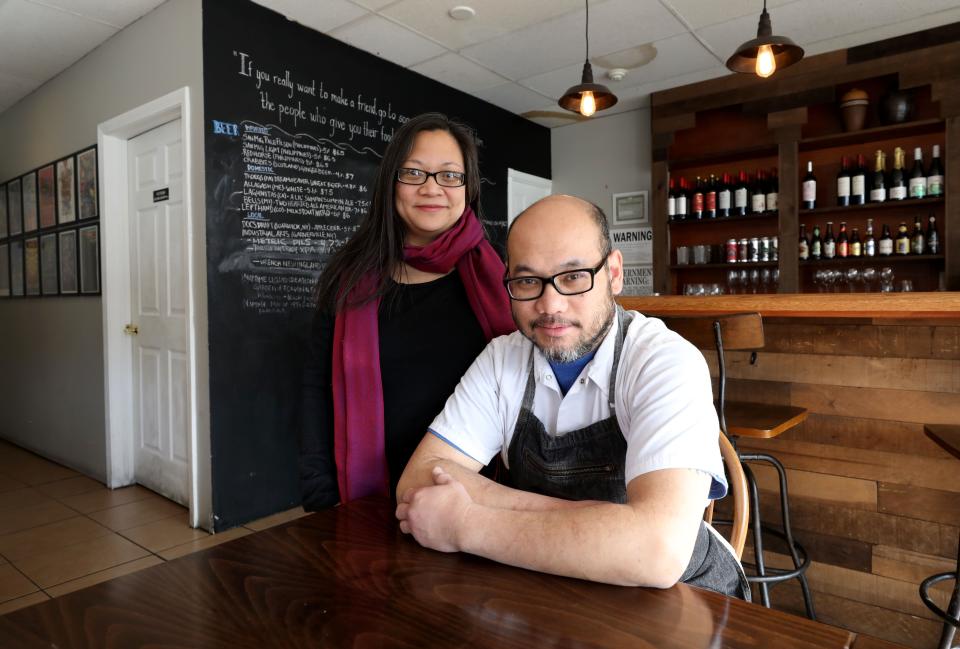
left=837, top=221, right=849, bottom=258
left=909, top=147, right=927, bottom=199
left=878, top=223, right=894, bottom=256
left=667, top=178, right=677, bottom=221
left=676, top=177, right=689, bottom=221
left=836, top=156, right=851, bottom=207
left=798, top=223, right=810, bottom=261
left=851, top=154, right=867, bottom=205
left=864, top=218, right=876, bottom=257
left=850, top=227, right=862, bottom=257
left=870, top=150, right=887, bottom=203
left=766, top=168, right=779, bottom=215
left=823, top=221, right=836, bottom=259
left=927, top=145, right=943, bottom=198
left=927, top=214, right=939, bottom=254
left=751, top=170, right=766, bottom=214
left=802, top=161, right=817, bottom=210
left=718, top=173, right=732, bottom=218
left=692, top=176, right=704, bottom=220
left=889, top=147, right=907, bottom=200
left=895, top=222, right=910, bottom=255
left=911, top=216, right=925, bottom=254
left=810, top=225, right=822, bottom=260
left=706, top=174, right=717, bottom=219
left=733, top=171, right=749, bottom=216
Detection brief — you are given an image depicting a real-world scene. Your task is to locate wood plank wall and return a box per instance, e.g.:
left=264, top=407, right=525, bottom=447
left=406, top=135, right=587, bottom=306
left=709, top=317, right=960, bottom=648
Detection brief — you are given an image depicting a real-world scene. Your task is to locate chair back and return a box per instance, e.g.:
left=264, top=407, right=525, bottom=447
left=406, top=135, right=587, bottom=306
left=704, top=432, right=749, bottom=560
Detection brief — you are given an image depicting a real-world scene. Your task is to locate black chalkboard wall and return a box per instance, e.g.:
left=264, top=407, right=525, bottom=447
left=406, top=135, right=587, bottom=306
left=202, top=0, right=551, bottom=529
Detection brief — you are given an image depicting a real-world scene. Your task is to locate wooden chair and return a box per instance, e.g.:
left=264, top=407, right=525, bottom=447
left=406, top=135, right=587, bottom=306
left=660, top=312, right=815, bottom=619
left=706, top=431, right=749, bottom=560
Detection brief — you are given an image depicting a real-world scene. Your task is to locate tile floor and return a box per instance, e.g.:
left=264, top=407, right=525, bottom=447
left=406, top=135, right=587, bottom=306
left=0, top=439, right=308, bottom=615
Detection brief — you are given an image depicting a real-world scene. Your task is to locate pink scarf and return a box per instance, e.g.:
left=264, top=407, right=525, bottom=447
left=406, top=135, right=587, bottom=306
left=331, top=207, right=514, bottom=501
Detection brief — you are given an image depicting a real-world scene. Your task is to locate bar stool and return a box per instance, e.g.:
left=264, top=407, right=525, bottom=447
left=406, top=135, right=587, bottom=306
left=660, top=312, right=816, bottom=619
left=921, top=424, right=960, bottom=649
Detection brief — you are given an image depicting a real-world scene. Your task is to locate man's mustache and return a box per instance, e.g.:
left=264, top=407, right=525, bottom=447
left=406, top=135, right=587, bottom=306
left=532, top=316, right=580, bottom=329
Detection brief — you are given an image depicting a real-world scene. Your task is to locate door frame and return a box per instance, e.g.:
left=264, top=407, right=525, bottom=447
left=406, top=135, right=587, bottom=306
left=98, top=87, right=209, bottom=528
left=507, top=168, right=552, bottom=227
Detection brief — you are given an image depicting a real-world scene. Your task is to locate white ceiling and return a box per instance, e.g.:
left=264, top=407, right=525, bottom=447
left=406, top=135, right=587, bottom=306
left=1, top=0, right=959, bottom=128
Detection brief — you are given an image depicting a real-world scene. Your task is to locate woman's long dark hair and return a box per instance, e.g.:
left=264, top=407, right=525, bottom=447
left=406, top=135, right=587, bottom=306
left=315, top=113, right=484, bottom=313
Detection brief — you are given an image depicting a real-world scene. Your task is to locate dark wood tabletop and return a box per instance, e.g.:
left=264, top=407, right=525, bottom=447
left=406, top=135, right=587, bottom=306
left=0, top=497, right=868, bottom=649
left=925, top=424, right=960, bottom=461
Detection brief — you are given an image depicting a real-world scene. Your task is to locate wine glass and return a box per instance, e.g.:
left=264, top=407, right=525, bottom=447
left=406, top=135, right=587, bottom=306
left=749, top=269, right=760, bottom=294
left=862, top=267, right=877, bottom=292
left=880, top=267, right=895, bottom=293
left=813, top=269, right=825, bottom=293
left=727, top=270, right=740, bottom=295
left=845, top=268, right=861, bottom=292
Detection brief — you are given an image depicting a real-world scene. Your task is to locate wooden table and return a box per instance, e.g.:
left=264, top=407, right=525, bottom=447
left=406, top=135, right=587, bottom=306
left=0, top=497, right=900, bottom=648
left=925, top=424, right=960, bottom=461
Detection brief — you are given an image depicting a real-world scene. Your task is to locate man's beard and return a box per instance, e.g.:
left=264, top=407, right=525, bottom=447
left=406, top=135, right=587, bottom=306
left=514, top=290, right=617, bottom=363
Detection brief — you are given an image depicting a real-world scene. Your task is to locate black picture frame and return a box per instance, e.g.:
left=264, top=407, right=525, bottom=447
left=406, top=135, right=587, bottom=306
left=56, top=157, right=76, bottom=224
left=22, top=171, right=38, bottom=232
left=58, top=229, right=78, bottom=295
left=24, top=236, right=40, bottom=296
left=77, top=146, right=99, bottom=220
left=40, top=233, right=58, bottom=296
left=0, top=243, right=9, bottom=297
left=9, top=239, right=23, bottom=297
left=79, top=223, right=100, bottom=294
left=8, top=178, right=22, bottom=236
left=0, top=184, right=7, bottom=240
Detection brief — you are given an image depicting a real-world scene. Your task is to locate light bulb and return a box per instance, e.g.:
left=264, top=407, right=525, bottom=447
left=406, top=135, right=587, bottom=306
left=579, top=91, right=596, bottom=117
left=755, top=44, right=776, bottom=78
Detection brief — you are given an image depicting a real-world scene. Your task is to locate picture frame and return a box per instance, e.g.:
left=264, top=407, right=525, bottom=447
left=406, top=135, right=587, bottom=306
left=38, top=164, right=56, bottom=228
left=0, top=243, right=8, bottom=297
left=58, top=229, right=78, bottom=295
left=40, top=233, right=58, bottom=296
left=612, top=190, right=648, bottom=225
left=22, top=171, right=38, bottom=232
left=79, top=224, right=100, bottom=294
left=10, top=239, right=24, bottom=297
left=0, top=184, right=6, bottom=239
left=56, top=157, right=76, bottom=224
left=24, top=236, right=40, bottom=296
left=8, top=178, right=22, bottom=235
left=77, top=147, right=99, bottom=220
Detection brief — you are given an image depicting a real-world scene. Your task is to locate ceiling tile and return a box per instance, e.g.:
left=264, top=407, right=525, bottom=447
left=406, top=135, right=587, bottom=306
left=380, top=0, right=585, bottom=50
left=329, top=13, right=446, bottom=67
left=253, top=0, right=368, bottom=32
left=26, top=0, right=164, bottom=28
left=0, top=0, right=117, bottom=82
left=470, top=82, right=555, bottom=115
left=665, top=0, right=799, bottom=30
left=411, top=52, right=508, bottom=94
left=350, top=0, right=396, bottom=9
left=804, top=6, right=960, bottom=56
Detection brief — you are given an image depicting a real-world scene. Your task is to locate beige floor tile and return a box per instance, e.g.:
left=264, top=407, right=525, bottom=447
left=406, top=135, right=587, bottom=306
left=60, top=484, right=158, bottom=514
left=45, top=556, right=164, bottom=599
left=159, top=527, right=253, bottom=561
left=0, top=564, right=38, bottom=603
left=244, top=506, right=310, bottom=531
left=88, top=497, right=186, bottom=532
left=0, top=501, right=77, bottom=536
left=5, top=460, right=79, bottom=486
left=35, top=476, right=105, bottom=500
left=14, top=534, right=150, bottom=589
left=0, top=516, right=112, bottom=562
left=119, top=513, right=208, bottom=552
left=0, top=590, right=49, bottom=615
left=0, top=475, right=27, bottom=494
left=0, top=488, right=56, bottom=513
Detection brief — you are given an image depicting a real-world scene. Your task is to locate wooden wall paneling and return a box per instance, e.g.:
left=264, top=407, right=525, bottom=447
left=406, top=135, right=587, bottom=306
left=746, top=461, right=877, bottom=510
left=872, top=545, right=958, bottom=585
left=877, top=482, right=960, bottom=525
left=777, top=135, right=800, bottom=292
left=789, top=383, right=960, bottom=425
left=652, top=160, right=670, bottom=295
left=782, top=414, right=954, bottom=460
left=946, top=114, right=959, bottom=290
left=932, top=326, right=960, bottom=358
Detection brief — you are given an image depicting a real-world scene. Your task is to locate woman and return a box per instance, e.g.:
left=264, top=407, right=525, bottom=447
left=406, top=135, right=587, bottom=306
left=300, top=113, right=515, bottom=509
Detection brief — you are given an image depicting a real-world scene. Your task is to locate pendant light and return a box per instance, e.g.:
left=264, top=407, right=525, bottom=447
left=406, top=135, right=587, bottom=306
left=726, top=0, right=804, bottom=78
left=558, top=0, right=617, bottom=117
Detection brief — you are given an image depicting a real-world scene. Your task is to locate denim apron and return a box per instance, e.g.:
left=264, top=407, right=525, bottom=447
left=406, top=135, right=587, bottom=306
left=505, top=307, right=750, bottom=600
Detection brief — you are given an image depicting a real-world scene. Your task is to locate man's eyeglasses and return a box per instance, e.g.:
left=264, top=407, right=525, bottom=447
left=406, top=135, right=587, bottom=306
left=396, top=168, right=466, bottom=187
left=503, top=258, right=608, bottom=301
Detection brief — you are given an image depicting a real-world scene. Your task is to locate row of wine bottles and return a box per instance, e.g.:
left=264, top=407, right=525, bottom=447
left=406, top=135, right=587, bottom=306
left=801, top=145, right=944, bottom=209
left=799, top=215, right=939, bottom=260
left=668, top=170, right=778, bottom=221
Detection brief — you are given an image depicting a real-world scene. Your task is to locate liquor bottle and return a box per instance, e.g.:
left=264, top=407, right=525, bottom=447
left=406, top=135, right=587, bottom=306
left=836, top=156, right=851, bottom=207
left=810, top=225, right=822, bottom=260
left=718, top=173, right=732, bottom=218
left=823, top=221, right=836, bottom=259
left=927, top=214, right=939, bottom=254
left=667, top=178, right=677, bottom=221
left=798, top=223, right=810, bottom=260
left=895, top=222, right=910, bottom=255
left=927, top=145, right=943, bottom=197
left=864, top=218, right=877, bottom=257
left=751, top=170, right=767, bottom=214
left=850, top=227, right=862, bottom=257
left=837, top=221, right=849, bottom=258
left=851, top=154, right=867, bottom=205
left=706, top=174, right=717, bottom=219
left=802, top=161, right=817, bottom=210
left=878, top=223, right=894, bottom=256
left=889, top=147, right=907, bottom=200
left=692, top=176, right=704, bottom=220
left=676, top=177, right=689, bottom=221
left=734, top=171, right=749, bottom=216
left=870, top=150, right=887, bottom=203
left=911, top=216, right=925, bottom=254
left=766, top=168, right=779, bottom=215
left=909, top=147, right=927, bottom=199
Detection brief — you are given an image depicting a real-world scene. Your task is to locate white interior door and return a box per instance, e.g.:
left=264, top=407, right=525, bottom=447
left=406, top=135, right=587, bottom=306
left=127, top=118, right=189, bottom=505
left=507, top=169, right=552, bottom=226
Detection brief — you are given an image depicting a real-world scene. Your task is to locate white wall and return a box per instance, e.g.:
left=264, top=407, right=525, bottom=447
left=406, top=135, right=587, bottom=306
left=0, top=0, right=206, bottom=481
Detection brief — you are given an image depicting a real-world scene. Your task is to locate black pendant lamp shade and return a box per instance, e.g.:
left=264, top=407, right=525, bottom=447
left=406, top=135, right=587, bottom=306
left=726, top=1, right=804, bottom=77
left=558, top=0, right=617, bottom=116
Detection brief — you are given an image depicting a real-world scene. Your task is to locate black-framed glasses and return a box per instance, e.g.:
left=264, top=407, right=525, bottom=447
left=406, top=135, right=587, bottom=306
left=396, top=168, right=466, bottom=187
left=503, top=258, right=608, bottom=301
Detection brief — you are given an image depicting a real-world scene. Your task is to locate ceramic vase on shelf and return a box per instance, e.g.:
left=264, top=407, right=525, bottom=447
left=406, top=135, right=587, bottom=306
left=839, top=88, right=868, bottom=132
left=879, top=90, right=914, bottom=125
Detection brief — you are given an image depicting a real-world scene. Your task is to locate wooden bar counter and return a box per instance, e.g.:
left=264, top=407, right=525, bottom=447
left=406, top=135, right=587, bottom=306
left=618, top=293, right=960, bottom=647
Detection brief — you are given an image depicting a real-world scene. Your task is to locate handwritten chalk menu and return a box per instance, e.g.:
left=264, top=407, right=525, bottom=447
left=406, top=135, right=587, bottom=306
left=203, top=0, right=550, bottom=529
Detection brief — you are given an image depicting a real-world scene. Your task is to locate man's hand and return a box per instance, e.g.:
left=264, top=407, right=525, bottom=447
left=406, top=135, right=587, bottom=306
left=396, top=466, right=475, bottom=553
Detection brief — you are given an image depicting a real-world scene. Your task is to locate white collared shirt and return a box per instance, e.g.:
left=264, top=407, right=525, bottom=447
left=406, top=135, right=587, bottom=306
left=429, top=310, right=727, bottom=497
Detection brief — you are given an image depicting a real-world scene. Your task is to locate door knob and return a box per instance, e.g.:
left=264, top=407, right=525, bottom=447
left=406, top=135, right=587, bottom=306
left=124, top=324, right=139, bottom=335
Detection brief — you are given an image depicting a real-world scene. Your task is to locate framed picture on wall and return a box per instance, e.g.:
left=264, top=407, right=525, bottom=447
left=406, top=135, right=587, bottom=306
left=77, top=147, right=98, bottom=220
left=38, top=164, right=56, bottom=228
left=22, top=171, right=38, bottom=232
left=24, top=236, right=40, bottom=296
left=0, top=184, right=7, bottom=239
left=8, top=178, right=22, bottom=235
left=612, top=191, right=648, bottom=225
left=0, top=244, right=9, bottom=297
left=79, top=224, right=100, bottom=294
left=58, top=229, right=78, bottom=294
left=40, top=233, right=58, bottom=296
left=10, top=239, right=24, bottom=297
left=56, top=157, right=76, bottom=224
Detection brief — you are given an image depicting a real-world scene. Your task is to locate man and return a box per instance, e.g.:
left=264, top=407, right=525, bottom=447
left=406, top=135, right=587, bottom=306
left=395, top=194, right=748, bottom=598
